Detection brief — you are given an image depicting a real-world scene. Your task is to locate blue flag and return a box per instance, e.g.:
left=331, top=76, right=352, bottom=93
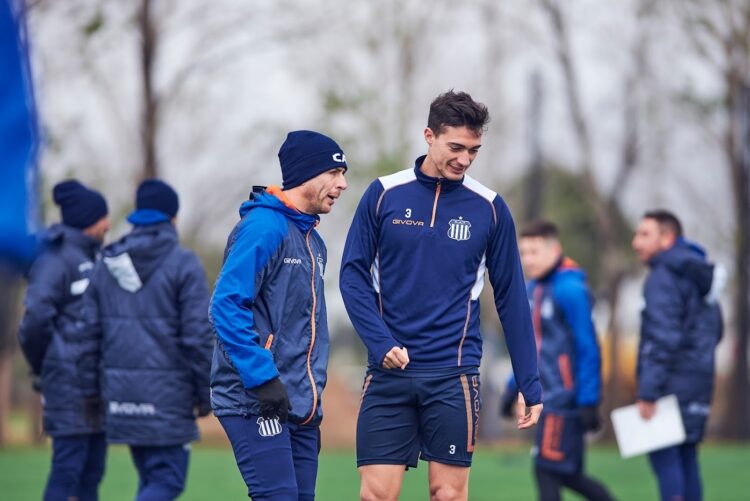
left=0, top=0, right=40, bottom=272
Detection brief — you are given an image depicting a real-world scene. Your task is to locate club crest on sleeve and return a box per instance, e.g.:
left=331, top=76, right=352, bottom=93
left=257, top=416, right=282, bottom=437
left=447, top=217, right=471, bottom=241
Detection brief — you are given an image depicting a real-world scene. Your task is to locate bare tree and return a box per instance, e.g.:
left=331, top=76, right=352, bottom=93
left=539, top=0, right=654, bottom=418
left=672, top=0, right=750, bottom=440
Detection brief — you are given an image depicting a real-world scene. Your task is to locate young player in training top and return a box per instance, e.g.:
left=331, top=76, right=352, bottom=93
left=340, top=90, right=543, bottom=500
left=501, top=219, right=615, bottom=501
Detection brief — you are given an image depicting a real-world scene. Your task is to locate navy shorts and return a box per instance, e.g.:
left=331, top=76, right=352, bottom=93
left=533, top=409, right=584, bottom=475
left=356, top=368, right=481, bottom=468
left=219, top=415, right=320, bottom=501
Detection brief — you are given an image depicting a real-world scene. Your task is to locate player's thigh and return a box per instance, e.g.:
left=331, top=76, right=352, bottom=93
left=418, top=373, right=480, bottom=467
left=358, top=464, right=406, bottom=501
left=356, top=372, right=420, bottom=468
left=534, top=409, right=584, bottom=476
left=219, top=415, right=298, bottom=500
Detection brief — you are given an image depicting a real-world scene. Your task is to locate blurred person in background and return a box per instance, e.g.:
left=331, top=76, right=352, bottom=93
left=340, top=90, right=542, bottom=501
left=81, top=179, right=213, bottom=501
left=632, top=210, right=724, bottom=501
left=501, top=219, right=614, bottom=501
left=18, top=180, right=110, bottom=501
left=210, top=130, right=348, bottom=500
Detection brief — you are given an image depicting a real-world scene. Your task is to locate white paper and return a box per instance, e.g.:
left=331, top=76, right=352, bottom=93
left=611, top=394, right=686, bottom=458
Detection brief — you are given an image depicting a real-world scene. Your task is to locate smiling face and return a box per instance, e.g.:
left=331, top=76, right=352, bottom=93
left=420, top=125, right=482, bottom=181
left=294, top=167, right=348, bottom=215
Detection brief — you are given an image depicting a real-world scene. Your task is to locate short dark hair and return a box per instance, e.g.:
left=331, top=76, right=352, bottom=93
left=643, top=209, right=683, bottom=237
left=520, top=219, right=559, bottom=240
left=427, top=90, right=490, bottom=136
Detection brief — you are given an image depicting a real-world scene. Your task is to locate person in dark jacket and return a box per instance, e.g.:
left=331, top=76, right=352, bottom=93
left=82, top=179, right=213, bottom=501
left=501, top=220, right=614, bottom=501
left=210, top=130, right=347, bottom=500
left=18, top=180, right=110, bottom=501
left=632, top=209, right=723, bottom=501
left=340, top=91, right=542, bottom=501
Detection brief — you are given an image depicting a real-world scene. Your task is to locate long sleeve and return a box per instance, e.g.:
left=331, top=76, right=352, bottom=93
left=487, top=199, right=542, bottom=406
left=178, top=251, right=214, bottom=407
left=209, top=213, right=283, bottom=390
left=340, top=180, right=398, bottom=366
left=638, top=267, right=684, bottom=401
left=555, top=280, right=601, bottom=406
left=17, top=254, right=65, bottom=375
left=78, top=271, right=103, bottom=397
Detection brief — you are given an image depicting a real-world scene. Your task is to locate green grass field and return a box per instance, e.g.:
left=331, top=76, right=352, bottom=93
left=1, top=444, right=748, bottom=500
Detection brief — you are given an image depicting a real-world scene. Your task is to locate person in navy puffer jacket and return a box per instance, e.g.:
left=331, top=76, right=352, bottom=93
left=82, top=179, right=212, bottom=501
left=632, top=209, right=724, bottom=501
left=210, top=130, right=347, bottom=501
left=501, top=220, right=614, bottom=501
left=18, top=180, right=110, bottom=501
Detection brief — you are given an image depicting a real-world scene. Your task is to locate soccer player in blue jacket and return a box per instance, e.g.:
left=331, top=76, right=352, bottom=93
left=210, top=131, right=348, bottom=500
left=340, top=90, right=543, bottom=501
left=18, top=180, right=110, bottom=501
left=82, top=180, right=213, bottom=500
left=501, top=220, right=614, bottom=501
left=632, top=210, right=723, bottom=501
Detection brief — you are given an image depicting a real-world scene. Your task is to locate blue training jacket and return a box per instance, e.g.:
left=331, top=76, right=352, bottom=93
left=638, top=238, right=723, bottom=442
left=340, top=157, right=542, bottom=405
left=210, top=187, right=329, bottom=425
left=506, top=257, right=601, bottom=410
left=82, top=222, right=213, bottom=446
left=18, top=224, right=102, bottom=437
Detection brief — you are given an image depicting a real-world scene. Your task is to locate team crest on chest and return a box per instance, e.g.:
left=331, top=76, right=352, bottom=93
left=257, top=417, right=282, bottom=437
left=447, top=217, right=472, bottom=241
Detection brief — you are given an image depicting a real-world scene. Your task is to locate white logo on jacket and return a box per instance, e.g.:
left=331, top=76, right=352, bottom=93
left=283, top=257, right=302, bottom=265
left=257, top=417, right=282, bottom=437
left=317, top=255, right=324, bottom=277
left=109, top=401, right=156, bottom=416
left=447, top=217, right=471, bottom=241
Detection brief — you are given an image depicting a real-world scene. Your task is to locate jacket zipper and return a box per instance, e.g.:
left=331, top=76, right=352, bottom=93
left=430, top=181, right=442, bottom=227
left=301, top=229, right=318, bottom=425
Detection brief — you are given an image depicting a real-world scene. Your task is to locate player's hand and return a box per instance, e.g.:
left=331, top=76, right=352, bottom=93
left=516, top=393, right=543, bottom=429
left=499, top=390, right=517, bottom=419
left=256, top=377, right=292, bottom=422
left=578, top=405, right=601, bottom=432
left=637, top=400, right=656, bottom=421
left=382, top=346, right=409, bottom=370
left=83, top=396, right=103, bottom=429
left=195, top=401, right=212, bottom=418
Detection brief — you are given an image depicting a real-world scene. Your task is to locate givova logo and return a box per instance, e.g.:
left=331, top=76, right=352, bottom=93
left=257, top=417, right=282, bottom=437
left=284, top=257, right=302, bottom=265
left=109, top=401, right=156, bottom=416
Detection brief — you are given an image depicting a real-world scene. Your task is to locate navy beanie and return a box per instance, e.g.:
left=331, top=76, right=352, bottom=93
left=278, top=130, right=347, bottom=190
left=135, top=179, right=179, bottom=217
left=52, top=180, right=108, bottom=230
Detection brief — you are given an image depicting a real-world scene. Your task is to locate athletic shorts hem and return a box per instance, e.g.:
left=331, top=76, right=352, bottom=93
left=356, top=458, right=418, bottom=469
left=419, top=453, right=472, bottom=467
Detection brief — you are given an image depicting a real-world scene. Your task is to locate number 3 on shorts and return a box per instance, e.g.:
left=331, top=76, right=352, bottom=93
left=449, top=444, right=456, bottom=455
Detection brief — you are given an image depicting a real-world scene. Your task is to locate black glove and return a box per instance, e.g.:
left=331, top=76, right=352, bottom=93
left=256, top=377, right=291, bottom=423
left=578, top=405, right=601, bottom=432
left=31, top=376, right=42, bottom=393
left=499, top=390, right=517, bottom=419
left=83, top=396, right=103, bottom=429
left=196, top=401, right=212, bottom=418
